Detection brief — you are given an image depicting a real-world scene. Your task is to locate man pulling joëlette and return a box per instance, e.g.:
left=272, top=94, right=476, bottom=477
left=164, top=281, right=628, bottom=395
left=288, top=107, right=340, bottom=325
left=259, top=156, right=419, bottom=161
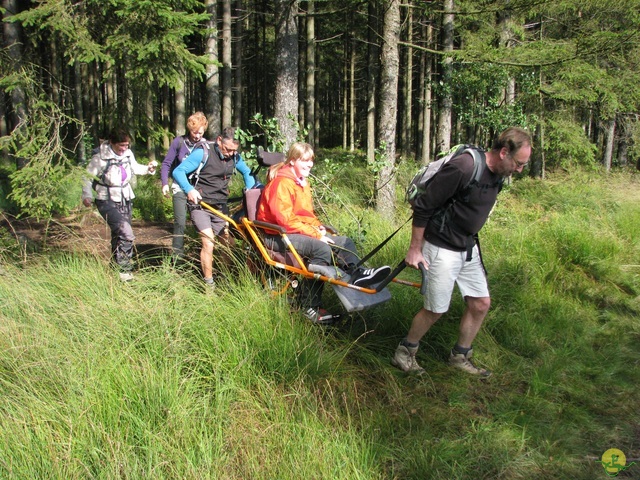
left=171, top=127, right=255, bottom=288
left=392, top=127, right=532, bottom=377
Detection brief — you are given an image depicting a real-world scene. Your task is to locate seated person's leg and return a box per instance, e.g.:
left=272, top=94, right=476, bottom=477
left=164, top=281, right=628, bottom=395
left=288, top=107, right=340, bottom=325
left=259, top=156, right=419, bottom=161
left=327, top=235, right=360, bottom=269
left=263, top=233, right=339, bottom=323
left=328, top=234, right=392, bottom=287
left=286, top=234, right=333, bottom=266
left=298, top=278, right=324, bottom=309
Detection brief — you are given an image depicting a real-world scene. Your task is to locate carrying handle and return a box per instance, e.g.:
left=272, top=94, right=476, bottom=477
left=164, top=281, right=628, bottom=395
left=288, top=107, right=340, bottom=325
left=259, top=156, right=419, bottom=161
left=418, top=262, right=428, bottom=295
left=374, top=260, right=428, bottom=295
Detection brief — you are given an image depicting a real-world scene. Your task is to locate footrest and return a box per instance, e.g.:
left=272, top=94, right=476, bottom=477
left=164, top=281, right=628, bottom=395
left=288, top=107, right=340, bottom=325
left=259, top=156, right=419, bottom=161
left=331, top=282, right=392, bottom=313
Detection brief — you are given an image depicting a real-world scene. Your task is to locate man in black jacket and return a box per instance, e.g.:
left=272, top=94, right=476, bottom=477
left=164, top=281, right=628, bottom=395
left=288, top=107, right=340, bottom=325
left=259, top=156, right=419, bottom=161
left=172, top=127, right=256, bottom=288
left=392, top=127, right=532, bottom=377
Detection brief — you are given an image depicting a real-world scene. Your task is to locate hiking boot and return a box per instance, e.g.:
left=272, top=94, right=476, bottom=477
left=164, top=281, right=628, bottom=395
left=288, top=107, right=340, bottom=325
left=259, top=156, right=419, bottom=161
left=391, top=343, right=425, bottom=374
left=448, top=348, right=492, bottom=378
left=119, top=272, right=134, bottom=282
left=302, top=307, right=341, bottom=325
left=350, top=266, right=392, bottom=288
left=204, top=277, right=216, bottom=291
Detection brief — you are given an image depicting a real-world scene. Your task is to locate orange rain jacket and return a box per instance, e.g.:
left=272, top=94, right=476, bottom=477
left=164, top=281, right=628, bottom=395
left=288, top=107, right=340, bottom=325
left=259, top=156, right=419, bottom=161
left=256, top=165, right=323, bottom=239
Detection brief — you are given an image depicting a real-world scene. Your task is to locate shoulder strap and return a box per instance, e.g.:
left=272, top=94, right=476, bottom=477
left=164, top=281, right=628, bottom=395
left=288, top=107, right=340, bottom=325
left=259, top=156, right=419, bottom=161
left=188, top=141, right=211, bottom=186
left=462, top=147, right=485, bottom=189
left=93, top=153, right=112, bottom=189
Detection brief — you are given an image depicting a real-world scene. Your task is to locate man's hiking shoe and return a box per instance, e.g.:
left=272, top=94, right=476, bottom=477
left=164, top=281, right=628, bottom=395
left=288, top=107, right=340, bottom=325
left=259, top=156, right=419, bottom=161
left=449, top=348, right=492, bottom=378
left=391, top=343, right=425, bottom=374
left=203, top=277, right=216, bottom=291
left=350, top=266, right=392, bottom=288
left=302, top=307, right=341, bottom=325
left=119, top=272, right=134, bottom=282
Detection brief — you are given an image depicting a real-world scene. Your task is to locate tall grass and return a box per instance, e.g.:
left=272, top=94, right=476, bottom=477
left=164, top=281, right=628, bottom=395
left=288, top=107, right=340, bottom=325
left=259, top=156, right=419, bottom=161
left=1, top=168, right=639, bottom=479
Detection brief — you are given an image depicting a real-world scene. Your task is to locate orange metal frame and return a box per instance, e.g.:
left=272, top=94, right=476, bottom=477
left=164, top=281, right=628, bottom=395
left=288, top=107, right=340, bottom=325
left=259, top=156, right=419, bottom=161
left=199, top=200, right=421, bottom=295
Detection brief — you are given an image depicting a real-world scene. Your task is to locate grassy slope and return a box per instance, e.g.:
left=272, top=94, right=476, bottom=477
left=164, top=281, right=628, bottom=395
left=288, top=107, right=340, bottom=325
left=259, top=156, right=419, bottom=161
left=0, top=167, right=639, bottom=479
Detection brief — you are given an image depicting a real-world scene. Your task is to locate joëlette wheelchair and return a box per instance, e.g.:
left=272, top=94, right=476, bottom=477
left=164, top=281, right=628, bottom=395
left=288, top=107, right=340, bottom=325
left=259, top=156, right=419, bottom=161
left=198, top=147, right=426, bottom=313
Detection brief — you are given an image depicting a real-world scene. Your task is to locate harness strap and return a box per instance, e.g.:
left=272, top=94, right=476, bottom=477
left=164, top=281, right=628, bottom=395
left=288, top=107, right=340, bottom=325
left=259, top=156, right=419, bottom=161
left=474, top=234, right=487, bottom=275
left=465, top=235, right=474, bottom=262
left=355, top=215, right=412, bottom=269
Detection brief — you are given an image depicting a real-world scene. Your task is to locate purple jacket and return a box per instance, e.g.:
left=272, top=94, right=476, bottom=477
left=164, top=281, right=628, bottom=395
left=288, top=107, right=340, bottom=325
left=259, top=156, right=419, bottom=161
left=160, top=135, right=204, bottom=187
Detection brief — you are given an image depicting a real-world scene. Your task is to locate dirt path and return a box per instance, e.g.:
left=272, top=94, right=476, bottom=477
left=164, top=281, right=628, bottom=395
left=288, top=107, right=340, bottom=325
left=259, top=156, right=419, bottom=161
left=1, top=209, right=175, bottom=265
left=3, top=171, right=639, bottom=266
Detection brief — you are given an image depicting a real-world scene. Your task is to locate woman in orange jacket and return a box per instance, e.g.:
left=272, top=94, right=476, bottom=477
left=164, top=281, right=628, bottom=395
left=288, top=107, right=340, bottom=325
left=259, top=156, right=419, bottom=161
left=257, top=142, right=390, bottom=324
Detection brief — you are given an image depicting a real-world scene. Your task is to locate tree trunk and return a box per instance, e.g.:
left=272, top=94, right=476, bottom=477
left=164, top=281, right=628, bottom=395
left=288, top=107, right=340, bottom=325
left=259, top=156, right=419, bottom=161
left=530, top=121, right=544, bottom=179
left=603, top=118, right=615, bottom=172
left=259, top=0, right=269, bottom=118
left=104, top=64, right=115, bottom=124
left=233, top=0, right=243, bottom=128
left=314, top=97, right=320, bottom=147
left=401, top=2, right=413, bottom=157
left=175, top=78, right=186, bottom=136
left=3, top=0, right=28, bottom=169
left=222, top=0, right=233, bottom=128
left=88, top=63, right=99, bottom=141
left=49, top=36, right=61, bottom=106
left=617, top=137, right=628, bottom=167
left=298, top=14, right=305, bottom=135
left=498, top=8, right=515, bottom=106
left=146, top=88, right=156, bottom=161
left=436, top=0, right=454, bottom=153
left=529, top=61, right=544, bottom=178
left=419, top=22, right=433, bottom=165
left=162, top=85, right=171, bottom=150
left=616, top=121, right=628, bottom=167
left=342, top=46, right=348, bottom=150
left=1, top=91, right=8, bottom=163
left=205, top=0, right=221, bottom=137
left=376, top=0, right=400, bottom=220
left=274, top=0, right=299, bottom=149
left=366, top=0, right=379, bottom=165
left=349, top=41, right=356, bottom=151
left=305, top=0, right=316, bottom=147
left=73, top=63, right=86, bottom=164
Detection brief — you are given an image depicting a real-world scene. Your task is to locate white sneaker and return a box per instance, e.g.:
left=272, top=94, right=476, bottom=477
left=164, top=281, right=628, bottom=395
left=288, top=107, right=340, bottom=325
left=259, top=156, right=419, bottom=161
left=119, top=272, right=134, bottom=282
left=391, top=343, right=425, bottom=374
left=449, top=349, right=491, bottom=377
left=302, top=307, right=341, bottom=325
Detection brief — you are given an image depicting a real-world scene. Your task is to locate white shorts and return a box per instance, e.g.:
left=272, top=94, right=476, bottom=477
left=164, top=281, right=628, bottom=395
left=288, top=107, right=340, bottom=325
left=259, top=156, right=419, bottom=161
left=422, top=241, right=489, bottom=313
